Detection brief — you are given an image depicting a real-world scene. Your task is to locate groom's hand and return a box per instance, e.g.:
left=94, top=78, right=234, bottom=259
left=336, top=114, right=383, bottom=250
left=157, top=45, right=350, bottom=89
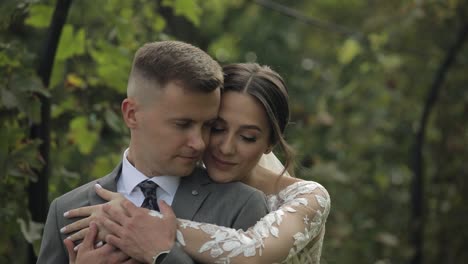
left=101, top=199, right=177, bottom=264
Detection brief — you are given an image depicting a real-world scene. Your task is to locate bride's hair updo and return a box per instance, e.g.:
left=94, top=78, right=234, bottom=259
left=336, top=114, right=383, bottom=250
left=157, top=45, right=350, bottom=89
left=222, top=63, right=295, bottom=176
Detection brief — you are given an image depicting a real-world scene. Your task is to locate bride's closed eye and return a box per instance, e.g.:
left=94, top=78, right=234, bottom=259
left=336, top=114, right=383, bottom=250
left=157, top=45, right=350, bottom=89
left=241, top=135, right=257, bottom=142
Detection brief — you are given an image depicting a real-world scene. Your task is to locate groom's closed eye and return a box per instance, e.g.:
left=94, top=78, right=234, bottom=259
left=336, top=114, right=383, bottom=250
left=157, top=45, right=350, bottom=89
left=204, top=119, right=218, bottom=129
left=173, top=120, right=193, bottom=129
left=211, top=126, right=225, bottom=133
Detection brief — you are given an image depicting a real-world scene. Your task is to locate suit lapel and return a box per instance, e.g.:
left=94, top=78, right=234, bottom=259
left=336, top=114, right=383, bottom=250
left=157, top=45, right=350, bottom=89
left=172, top=167, right=212, bottom=220
left=88, top=162, right=122, bottom=205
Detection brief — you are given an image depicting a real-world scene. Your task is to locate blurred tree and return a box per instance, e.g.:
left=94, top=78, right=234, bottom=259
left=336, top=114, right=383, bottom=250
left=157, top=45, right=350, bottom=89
left=0, top=0, right=467, bottom=263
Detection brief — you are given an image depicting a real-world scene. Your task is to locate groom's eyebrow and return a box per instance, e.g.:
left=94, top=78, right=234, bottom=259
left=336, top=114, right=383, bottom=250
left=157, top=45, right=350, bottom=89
left=205, top=118, right=218, bottom=126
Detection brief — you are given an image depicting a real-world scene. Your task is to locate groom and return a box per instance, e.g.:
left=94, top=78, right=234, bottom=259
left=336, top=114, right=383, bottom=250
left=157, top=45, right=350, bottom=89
left=37, top=41, right=268, bottom=263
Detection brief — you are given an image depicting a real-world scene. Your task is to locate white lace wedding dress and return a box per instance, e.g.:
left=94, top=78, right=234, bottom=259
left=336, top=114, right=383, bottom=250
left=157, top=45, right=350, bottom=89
left=174, top=179, right=331, bottom=264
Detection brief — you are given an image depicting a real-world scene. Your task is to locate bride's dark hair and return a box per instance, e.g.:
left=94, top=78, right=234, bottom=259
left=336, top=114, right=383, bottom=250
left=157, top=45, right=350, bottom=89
left=222, top=63, right=295, bottom=177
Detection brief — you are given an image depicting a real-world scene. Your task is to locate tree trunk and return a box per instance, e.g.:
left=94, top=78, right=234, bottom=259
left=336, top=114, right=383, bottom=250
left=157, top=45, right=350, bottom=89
left=410, top=20, right=468, bottom=264
left=28, top=0, right=72, bottom=263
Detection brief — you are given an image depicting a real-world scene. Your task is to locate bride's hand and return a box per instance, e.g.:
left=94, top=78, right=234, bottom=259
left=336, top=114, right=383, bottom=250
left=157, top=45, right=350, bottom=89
left=61, top=184, right=127, bottom=242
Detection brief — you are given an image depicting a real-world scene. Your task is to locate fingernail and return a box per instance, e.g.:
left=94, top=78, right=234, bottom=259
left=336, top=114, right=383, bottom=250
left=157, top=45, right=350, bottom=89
left=60, top=227, right=66, bottom=233
left=74, top=244, right=80, bottom=251
left=95, top=183, right=102, bottom=189
left=95, top=241, right=103, bottom=248
left=63, top=211, right=69, bottom=217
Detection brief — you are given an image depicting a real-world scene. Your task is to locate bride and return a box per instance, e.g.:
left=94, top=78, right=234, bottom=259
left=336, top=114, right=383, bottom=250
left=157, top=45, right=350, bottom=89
left=63, top=63, right=331, bottom=264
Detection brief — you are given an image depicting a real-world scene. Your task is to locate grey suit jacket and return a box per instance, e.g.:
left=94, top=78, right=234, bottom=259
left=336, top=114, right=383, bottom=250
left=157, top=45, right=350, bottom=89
left=37, top=163, right=268, bottom=264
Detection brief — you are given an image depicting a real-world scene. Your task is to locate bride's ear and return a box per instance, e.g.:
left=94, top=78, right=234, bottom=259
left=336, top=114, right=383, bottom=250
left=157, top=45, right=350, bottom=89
left=264, top=145, right=273, bottom=154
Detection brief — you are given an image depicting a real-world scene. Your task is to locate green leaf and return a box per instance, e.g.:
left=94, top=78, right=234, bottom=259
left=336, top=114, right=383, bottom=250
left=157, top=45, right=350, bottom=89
left=25, top=4, right=53, bottom=29
left=56, top=25, right=86, bottom=60
left=89, top=43, right=132, bottom=93
left=1, top=88, right=18, bottom=109
left=0, top=52, right=20, bottom=67
left=6, top=74, right=48, bottom=123
left=0, top=0, right=19, bottom=30
left=75, top=28, right=86, bottom=55
left=338, top=38, right=362, bottom=65
left=369, top=33, right=388, bottom=52
left=51, top=96, right=75, bottom=118
left=8, top=138, right=43, bottom=180
left=91, top=154, right=121, bottom=179
left=50, top=59, right=65, bottom=89
left=374, top=173, right=390, bottom=190
left=68, top=116, right=101, bottom=154
left=208, top=34, right=240, bottom=62
left=377, top=54, right=402, bottom=71
left=10, top=74, right=50, bottom=97
left=162, top=0, right=202, bottom=26
left=153, top=16, right=167, bottom=32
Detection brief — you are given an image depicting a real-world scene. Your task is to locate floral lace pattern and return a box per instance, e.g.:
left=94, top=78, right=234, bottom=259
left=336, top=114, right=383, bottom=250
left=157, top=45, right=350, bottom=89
left=174, top=180, right=331, bottom=264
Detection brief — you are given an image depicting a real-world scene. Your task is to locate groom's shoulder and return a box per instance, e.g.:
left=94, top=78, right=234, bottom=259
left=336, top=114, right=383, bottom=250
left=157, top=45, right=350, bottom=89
left=51, top=164, right=120, bottom=209
left=42, top=178, right=101, bottom=222
left=55, top=178, right=99, bottom=204
left=191, top=166, right=265, bottom=196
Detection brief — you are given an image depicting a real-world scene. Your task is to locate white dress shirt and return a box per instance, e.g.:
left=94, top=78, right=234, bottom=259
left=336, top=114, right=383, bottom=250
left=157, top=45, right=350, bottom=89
left=117, top=148, right=180, bottom=206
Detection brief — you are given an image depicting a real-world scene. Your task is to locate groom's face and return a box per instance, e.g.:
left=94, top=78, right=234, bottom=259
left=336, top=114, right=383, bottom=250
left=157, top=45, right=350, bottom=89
left=130, top=81, right=220, bottom=177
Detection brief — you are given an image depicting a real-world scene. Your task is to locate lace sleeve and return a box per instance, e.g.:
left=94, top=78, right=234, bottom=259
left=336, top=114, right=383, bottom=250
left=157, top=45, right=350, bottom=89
left=174, top=181, right=331, bottom=264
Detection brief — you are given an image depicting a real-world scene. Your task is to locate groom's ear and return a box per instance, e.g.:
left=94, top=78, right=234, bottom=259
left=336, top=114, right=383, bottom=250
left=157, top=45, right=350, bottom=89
left=122, top=98, right=138, bottom=129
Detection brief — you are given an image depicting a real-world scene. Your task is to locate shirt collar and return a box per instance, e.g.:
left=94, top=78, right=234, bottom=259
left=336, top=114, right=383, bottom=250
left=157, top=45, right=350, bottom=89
left=121, top=148, right=180, bottom=196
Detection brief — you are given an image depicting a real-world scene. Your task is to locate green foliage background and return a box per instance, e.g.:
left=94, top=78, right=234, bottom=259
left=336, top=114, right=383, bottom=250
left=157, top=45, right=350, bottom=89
left=1, top=0, right=467, bottom=263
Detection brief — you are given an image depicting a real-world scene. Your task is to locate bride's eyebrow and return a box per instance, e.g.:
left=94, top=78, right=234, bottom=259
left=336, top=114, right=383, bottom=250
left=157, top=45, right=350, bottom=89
left=239, top=124, right=262, bottom=132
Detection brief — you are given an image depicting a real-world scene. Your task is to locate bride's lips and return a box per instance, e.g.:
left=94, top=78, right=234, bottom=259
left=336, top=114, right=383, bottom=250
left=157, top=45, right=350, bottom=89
left=210, top=154, right=236, bottom=170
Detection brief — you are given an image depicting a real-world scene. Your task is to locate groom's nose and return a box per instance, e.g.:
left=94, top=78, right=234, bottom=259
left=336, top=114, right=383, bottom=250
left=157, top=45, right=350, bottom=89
left=187, top=128, right=206, bottom=152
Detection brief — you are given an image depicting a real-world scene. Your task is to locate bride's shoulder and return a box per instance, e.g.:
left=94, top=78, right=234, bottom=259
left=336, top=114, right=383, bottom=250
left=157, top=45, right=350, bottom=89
left=278, top=178, right=330, bottom=208
left=279, top=177, right=328, bottom=195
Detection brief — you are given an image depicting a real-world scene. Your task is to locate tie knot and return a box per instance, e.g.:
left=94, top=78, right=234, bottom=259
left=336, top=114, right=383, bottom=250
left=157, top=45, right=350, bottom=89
left=138, top=180, right=158, bottom=199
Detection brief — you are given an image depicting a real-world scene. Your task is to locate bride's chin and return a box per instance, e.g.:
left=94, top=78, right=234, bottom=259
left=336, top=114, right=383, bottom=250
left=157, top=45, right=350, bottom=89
left=207, top=170, right=235, bottom=183
left=211, top=175, right=234, bottom=183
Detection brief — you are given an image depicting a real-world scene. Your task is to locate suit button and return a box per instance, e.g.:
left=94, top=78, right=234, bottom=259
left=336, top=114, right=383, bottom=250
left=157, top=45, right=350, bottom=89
left=192, top=190, right=199, bottom=196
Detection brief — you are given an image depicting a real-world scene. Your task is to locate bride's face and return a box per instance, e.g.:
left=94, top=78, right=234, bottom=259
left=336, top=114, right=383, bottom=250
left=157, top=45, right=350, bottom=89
left=203, top=91, right=271, bottom=183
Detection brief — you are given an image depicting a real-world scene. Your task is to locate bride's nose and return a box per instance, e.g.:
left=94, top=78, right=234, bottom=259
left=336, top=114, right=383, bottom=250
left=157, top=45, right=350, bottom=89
left=218, top=134, right=236, bottom=155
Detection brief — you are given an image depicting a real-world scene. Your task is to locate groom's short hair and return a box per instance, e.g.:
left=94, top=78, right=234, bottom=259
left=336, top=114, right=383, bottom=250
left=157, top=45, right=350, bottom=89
left=127, top=41, right=223, bottom=100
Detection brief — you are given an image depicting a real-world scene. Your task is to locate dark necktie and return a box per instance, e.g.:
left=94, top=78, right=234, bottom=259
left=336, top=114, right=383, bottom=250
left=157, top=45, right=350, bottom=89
left=138, top=180, right=159, bottom=211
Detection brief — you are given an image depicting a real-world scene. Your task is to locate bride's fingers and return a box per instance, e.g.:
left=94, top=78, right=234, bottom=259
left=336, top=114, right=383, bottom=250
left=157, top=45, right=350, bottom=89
left=158, top=200, right=176, bottom=220
left=66, top=227, right=89, bottom=242
left=95, top=184, right=123, bottom=201
left=61, top=217, right=92, bottom=234
left=64, top=205, right=96, bottom=219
